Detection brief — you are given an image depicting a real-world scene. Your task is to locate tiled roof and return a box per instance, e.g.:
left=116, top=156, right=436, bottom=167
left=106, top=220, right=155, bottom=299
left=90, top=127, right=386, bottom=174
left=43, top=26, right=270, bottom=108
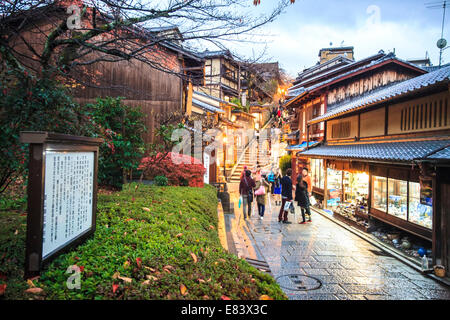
left=286, top=141, right=320, bottom=151
left=197, top=50, right=232, bottom=59
left=309, top=65, right=450, bottom=124
left=293, top=55, right=354, bottom=86
left=285, top=53, right=425, bottom=108
left=289, top=52, right=386, bottom=92
left=192, top=98, right=225, bottom=114
left=193, top=91, right=237, bottom=107
left=298, top=139, right=450, bottom=162
left=427, top=146, right=450, bottom=159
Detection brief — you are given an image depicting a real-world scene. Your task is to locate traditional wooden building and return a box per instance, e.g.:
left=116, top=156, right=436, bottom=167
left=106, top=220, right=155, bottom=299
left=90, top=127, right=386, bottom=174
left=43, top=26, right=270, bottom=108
left=195, top=50, right=246, bottom=102
left=285, top=51, right=427, bottom=182
left=297, top=66, right=450, bottom=274
left=2, top=3, right=205, bottom=145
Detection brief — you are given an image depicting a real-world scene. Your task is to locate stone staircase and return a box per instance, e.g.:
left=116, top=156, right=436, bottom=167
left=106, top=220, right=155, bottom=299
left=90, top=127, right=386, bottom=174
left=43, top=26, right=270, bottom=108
left=228, top=142, right=273, bottom=183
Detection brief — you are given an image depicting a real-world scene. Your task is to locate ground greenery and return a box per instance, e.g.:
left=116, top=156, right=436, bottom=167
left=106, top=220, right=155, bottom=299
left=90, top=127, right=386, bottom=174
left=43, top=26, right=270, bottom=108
left=0, top=184, right=286, bottom=300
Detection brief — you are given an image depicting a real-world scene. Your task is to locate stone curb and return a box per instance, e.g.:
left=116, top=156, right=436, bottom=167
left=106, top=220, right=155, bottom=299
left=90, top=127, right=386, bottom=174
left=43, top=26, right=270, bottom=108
left=311, top=207, right=450, bottom=288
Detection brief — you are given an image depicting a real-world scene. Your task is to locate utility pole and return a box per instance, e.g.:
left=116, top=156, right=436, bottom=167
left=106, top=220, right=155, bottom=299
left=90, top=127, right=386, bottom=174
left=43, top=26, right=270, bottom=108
left=440, top=1, right=447, bottom=67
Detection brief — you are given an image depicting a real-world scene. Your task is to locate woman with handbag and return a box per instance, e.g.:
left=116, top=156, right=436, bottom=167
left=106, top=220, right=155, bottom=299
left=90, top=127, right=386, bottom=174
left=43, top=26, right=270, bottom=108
left=295, top=175, right=312, bottom=224
left=254, top=174, right=270, bottom=220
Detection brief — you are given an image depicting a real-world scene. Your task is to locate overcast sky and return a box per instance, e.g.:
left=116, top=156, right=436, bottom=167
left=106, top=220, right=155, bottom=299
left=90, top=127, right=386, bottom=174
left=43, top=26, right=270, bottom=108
left=224, top=0, right=450, bottom=78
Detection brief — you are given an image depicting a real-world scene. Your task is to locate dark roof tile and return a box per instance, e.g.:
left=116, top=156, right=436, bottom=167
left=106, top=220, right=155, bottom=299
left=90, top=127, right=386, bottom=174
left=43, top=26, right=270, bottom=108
left=298, top=139, right=450, bottom=162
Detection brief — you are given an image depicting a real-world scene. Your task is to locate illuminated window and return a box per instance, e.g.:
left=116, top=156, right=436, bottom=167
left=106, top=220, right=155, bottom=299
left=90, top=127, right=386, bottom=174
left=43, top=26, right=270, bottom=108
left=409, top=182, right=432, bottom=229
left=387, top=178, right=408, bottom=220
left=372, top=176, right=387, bottom=212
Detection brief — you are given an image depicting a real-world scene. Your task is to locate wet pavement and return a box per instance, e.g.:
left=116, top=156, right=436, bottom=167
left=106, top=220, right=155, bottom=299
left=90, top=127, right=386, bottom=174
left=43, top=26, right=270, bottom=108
left=229, top=184, right=450, bottom=300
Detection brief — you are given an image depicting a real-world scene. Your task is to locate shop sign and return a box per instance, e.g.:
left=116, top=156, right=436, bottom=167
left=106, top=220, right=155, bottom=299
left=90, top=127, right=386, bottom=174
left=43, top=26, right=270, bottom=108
left=419, top=177, right=433, bottom=206
left=203, top=153, right=210, bottom=184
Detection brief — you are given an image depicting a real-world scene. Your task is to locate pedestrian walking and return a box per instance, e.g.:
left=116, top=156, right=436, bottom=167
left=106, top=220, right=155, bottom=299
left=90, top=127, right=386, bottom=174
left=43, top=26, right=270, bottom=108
left=295, top=174, right=312, bottom=224
left=240, top=165, right=248, bottom=180
left=302, top=167, right=312, bottom=196
left=239, top=170, right=256, bottom=220
left=253, top=165, right=262, bottom=181
left=254, top=174, right=270, bottom=220
left=273, top=169, right=282, bottom=205
left=278, top=168, right=293, bottom=224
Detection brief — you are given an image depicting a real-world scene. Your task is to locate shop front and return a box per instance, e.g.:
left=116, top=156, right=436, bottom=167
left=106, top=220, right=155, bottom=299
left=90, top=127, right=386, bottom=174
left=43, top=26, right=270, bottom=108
left=305, top=157, right=434, bottom=242
left=369, top=165, right=432, bottom=241
left=311, top=160, right=372, bottom=231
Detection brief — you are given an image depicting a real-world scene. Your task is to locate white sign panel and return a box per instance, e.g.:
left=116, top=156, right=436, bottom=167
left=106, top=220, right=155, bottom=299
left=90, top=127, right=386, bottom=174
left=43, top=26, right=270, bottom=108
left=42, top=151, right=94, bottom=258
left=203, top=153, right=210, bottom=184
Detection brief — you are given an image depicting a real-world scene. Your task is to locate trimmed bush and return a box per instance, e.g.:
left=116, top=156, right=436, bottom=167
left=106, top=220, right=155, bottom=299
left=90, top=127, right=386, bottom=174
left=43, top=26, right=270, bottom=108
left=139, top=152, right=206, bottom=188
left=0, top=184, right=287, bottom=300
left=154, top=175, right=168, bottom=186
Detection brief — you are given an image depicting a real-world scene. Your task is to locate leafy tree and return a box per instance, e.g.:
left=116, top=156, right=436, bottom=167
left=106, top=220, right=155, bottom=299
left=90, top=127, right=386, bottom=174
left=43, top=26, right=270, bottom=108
left=86, top=97, right=146, bottom=188
left=279, top=154, right=292, bottom=176
left=0, top=67, right=95, bottom=193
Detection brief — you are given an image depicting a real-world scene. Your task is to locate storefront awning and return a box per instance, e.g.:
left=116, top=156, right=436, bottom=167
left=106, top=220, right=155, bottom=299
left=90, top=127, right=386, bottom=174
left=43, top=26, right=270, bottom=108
left=192, top=98, right=225, bottom=114
left=297, top=139, right=450, bottom=162
left=286, top=141, right=320, bottom=151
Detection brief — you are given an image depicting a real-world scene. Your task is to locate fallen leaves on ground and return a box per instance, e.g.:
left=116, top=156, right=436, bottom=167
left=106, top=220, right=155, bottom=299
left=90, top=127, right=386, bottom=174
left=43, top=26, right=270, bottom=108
left=24, top=287, right=43, bottom=295
left=190, top=252, right=198, bottom=263
left=180, top=284, right=188, bottom=296
left=146, top=275, right=158, bottom=281
left=260, top=295, right=273, bottom=300
left=118, top=276, right=132, bottom=283
left=26, top=279, right=35, bottom=288
left=0, top=284, right=6, bottom=296
left=142, top=207, right=151, bottom=212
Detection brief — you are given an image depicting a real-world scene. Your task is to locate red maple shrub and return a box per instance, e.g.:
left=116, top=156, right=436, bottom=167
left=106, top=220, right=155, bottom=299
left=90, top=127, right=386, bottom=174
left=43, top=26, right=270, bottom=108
left=138, top=152, right=206, bottom=187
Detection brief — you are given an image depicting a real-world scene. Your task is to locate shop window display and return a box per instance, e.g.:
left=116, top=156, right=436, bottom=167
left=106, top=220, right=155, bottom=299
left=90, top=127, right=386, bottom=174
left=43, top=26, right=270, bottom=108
left=388, top=178, right=408, bottom=220
left=332, top=171, right=370, bottom=230
left=326, top=168, right=342, bottom=208
left=408, top=182, right=432, bottom=229
left=372, top=176, right=387, bottom=212
left=343, top=171, right=369, bottom=206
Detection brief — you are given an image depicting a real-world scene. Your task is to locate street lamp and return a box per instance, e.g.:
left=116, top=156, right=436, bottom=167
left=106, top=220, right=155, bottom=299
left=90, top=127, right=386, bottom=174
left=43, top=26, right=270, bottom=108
left=223, top=133, right=227, bottom=180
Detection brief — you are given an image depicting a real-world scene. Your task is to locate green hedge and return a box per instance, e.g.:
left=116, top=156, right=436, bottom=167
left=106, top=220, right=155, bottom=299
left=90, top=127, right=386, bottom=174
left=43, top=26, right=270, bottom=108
left=0, top=184, right=286, bottom=300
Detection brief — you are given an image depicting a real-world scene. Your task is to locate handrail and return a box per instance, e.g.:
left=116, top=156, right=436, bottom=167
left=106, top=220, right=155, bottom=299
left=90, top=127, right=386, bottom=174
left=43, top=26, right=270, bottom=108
left=227, top=117, right=275, bottom=182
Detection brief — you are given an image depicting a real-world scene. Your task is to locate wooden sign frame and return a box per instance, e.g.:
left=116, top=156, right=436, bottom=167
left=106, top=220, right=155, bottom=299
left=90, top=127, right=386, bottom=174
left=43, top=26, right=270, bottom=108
left=20, top=132, right=103, bottom=279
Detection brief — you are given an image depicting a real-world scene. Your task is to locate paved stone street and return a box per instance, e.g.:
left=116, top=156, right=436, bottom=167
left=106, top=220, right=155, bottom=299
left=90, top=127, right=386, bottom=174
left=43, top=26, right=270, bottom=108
left=232, top=188, right=450, bottom=300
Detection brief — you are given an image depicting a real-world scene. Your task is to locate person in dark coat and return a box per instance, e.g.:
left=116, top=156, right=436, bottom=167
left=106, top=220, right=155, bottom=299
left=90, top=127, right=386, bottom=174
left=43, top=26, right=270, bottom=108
left=239, top=170, right=256, bottom=220
left=295, top=175, right=312, bottom=223
left=278, top=168, right=293, bottom=224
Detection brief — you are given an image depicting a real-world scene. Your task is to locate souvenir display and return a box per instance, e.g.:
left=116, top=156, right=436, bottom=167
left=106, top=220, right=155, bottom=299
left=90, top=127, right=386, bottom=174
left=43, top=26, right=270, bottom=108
left=409, top=182, right=432, bottom=229
left=372, top=176, right=387, bottom=212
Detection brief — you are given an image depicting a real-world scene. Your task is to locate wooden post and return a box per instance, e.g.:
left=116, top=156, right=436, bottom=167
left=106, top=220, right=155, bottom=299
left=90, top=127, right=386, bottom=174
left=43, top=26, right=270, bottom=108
left=324, top=159, right=328, bottom=209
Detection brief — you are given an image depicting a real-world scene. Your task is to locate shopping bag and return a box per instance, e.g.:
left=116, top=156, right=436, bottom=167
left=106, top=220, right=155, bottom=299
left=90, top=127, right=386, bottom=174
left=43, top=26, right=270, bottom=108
left=283, top=200, right=292, bottom=212
left=290, top=202, right=295, bottom=214
left=309, top=196, right=317, bottom=206
left=238, top=196, right=242, bottom=208
left=274, top=187, right=281, bottom=195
